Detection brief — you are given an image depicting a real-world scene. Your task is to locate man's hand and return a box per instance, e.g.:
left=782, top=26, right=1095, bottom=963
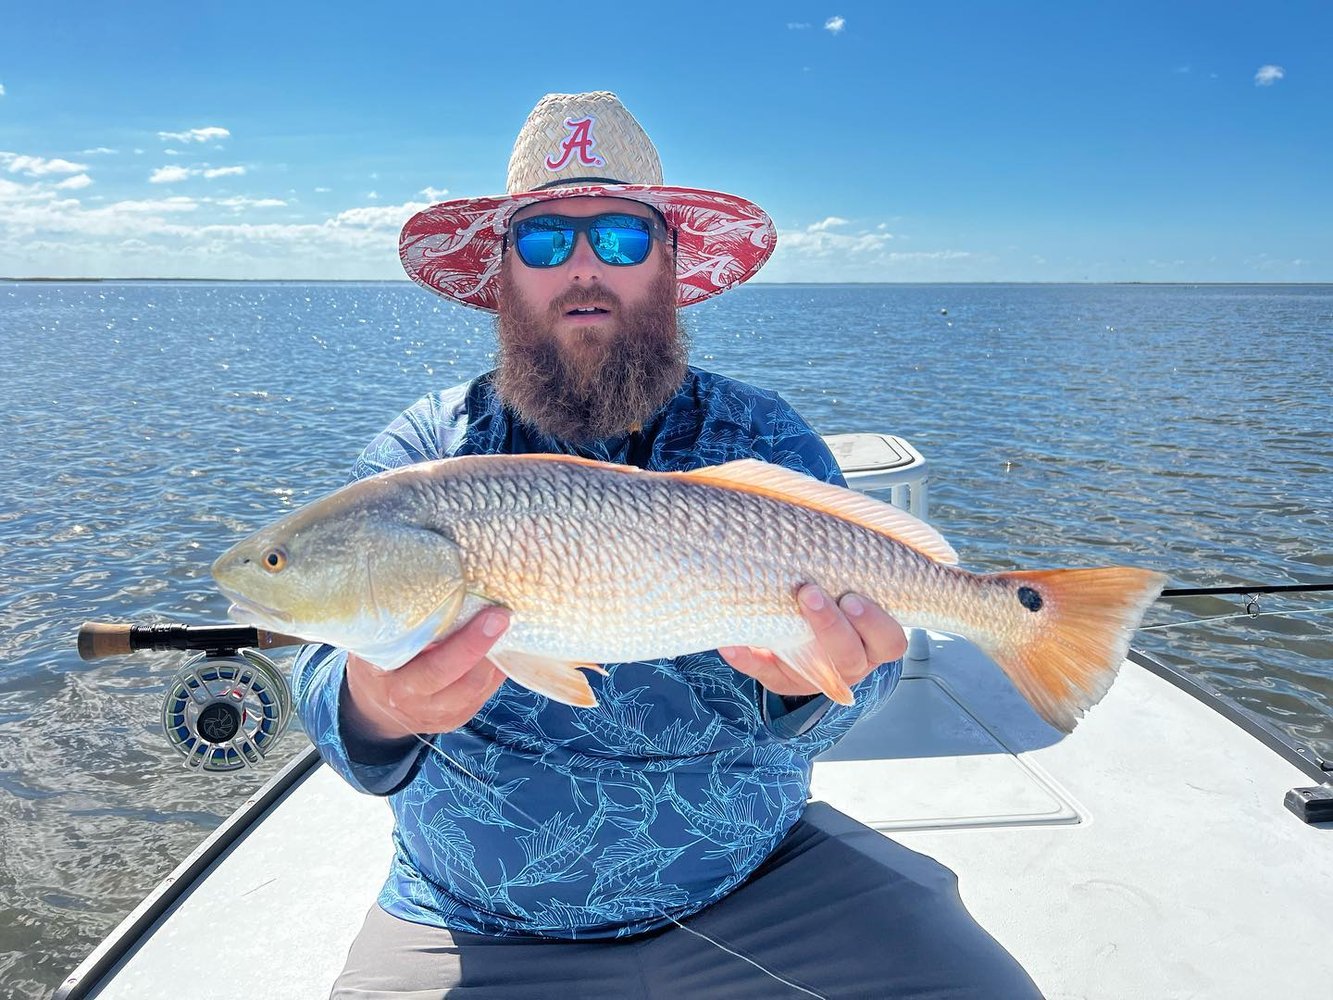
left=718, top=585, right=907, bottom=699
left=342, top=608, right=511, bottom=743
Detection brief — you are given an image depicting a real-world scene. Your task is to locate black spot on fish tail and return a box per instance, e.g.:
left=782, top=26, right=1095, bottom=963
left=1017, top=586, right=1044, bottom=613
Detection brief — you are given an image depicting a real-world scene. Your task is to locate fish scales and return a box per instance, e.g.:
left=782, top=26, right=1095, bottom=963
left=434, top=457, right=944, bottom=662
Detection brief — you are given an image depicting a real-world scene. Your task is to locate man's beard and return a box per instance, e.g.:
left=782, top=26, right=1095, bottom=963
left=493, top=262, right=688, bottom=444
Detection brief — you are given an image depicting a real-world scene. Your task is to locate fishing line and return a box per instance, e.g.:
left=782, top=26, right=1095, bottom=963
left=1139, top=604, right=1333, bottom=632
left=666, top=915, right=828, bottom=999
left=380, top=699, right=820, bottom=996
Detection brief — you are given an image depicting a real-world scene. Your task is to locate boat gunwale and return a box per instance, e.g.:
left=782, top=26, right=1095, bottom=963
left=52, top=743, right=324, bottom=1000
left=1128, top=647, right=1330, bottom=783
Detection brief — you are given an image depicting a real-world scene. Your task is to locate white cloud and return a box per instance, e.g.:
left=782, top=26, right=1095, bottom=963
left=108, top=196, right=200, bottom=214
left=150, top=164, right=247, bottom=183
left=0, top=174, right=437, bottom=276
left=1254, top=64, right=1284, bottom=86
left=420, top=185, right=449, bottom=200
left=0, top=187, right=198, bottom=241
left=0, top=184, right=424, bottom=242
left=56, top=174, right=93, bottom=190
left=771, top=231, right=967, bottom=277
left=157, top=126, right=231, bottom=143
left=1246, top=252, right=1306, bottom=272
left=890, top=250, right=970, bottom=261
left=1, top=152, right=89, bottom=177
left=771, top=219, right=899, bottom=268
left=366, top=190, right=380, bottom=200
left=0, top=84, right=6, bottom=97
left=332, top=203, right=425, bottom=229
left=163, top=149, right=181, bottom=156
left=215, top=196, right=286, bottom=210
left=81, top=147, right=118, bottom=155
left=314, top=186, right=332, bottom=193
left=0, top=176, right=46, bottom=202
left=781, top=228, right=892, bottom=258
left=149, top=165, right=193, bottom=184
left=761, top=217, right=980, bottom=280
left=787, top=22, right=811, bottom=29
left=825, top=15, right=845, bottom=34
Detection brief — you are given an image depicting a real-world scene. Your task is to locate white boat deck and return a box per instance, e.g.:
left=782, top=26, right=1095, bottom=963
left=62, top=632, right=1333, bottom=1000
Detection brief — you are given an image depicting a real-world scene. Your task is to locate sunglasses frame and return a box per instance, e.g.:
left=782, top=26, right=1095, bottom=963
left=504, top=210, right=674, bottom=269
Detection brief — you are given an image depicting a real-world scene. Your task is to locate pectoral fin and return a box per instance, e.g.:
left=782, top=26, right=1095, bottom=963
left=772, top=640, right=856, bottom=706
left=488, top=652, right=605, bottom=707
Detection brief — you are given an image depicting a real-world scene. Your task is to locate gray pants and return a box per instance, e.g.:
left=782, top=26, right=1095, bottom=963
left=333, top=802, right=1041, bottom=999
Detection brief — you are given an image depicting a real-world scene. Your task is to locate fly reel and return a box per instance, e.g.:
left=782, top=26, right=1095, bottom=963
left=161, top=649, right=293, bottom=772
left=78, top=621, right=304, bottom=774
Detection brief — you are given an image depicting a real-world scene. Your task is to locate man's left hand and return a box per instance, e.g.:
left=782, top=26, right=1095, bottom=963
left=718, top=585, right=908, bottom=699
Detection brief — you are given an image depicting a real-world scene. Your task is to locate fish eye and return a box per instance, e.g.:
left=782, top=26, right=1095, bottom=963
left=262, top=547, right=288, bottom=573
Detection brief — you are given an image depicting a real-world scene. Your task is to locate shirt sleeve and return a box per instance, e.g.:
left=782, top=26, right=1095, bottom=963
left=291, top=643, right=429, bottom=795
left=290, top=384, right=471, bottom=795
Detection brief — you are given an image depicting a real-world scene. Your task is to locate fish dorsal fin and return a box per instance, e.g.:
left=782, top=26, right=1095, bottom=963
left=674, top=459, right=959, bottom=565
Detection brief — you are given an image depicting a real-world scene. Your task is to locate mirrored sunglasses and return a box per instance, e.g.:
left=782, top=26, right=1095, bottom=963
left=507, top=213, right=668, bottom=268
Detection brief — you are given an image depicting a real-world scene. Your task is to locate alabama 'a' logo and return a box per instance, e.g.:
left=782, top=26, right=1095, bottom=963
left=545, top=116, right=604, bottom=170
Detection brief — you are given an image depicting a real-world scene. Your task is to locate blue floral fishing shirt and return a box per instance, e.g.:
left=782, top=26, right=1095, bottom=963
left=292, top=367, right=901, bottom=939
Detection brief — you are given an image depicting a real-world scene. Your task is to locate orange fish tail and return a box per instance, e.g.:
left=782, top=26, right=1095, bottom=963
left=977, top=567, right=1166, bottom=733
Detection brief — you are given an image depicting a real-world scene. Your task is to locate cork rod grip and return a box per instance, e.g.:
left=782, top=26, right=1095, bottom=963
left=77, top=623, right=134, bottom=661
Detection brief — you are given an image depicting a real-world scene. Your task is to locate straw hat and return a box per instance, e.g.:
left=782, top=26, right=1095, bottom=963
left=399, top=91, right=777, bottom=311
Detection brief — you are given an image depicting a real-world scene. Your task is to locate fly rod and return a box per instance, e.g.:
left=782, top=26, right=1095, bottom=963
left=1160, top=583, right=1333, bottom=599
left=77, top=622, right=306, bottom=661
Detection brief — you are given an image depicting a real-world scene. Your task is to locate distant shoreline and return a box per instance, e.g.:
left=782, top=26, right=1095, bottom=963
left=3, top=277, right=1331, bottom=287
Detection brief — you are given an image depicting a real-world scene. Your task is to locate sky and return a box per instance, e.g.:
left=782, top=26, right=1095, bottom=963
left=1, top=2, right=1329, bottom=283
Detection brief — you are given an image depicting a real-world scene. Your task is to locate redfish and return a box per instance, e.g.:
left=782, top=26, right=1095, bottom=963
left=211, top=454, right=1165, bottom=732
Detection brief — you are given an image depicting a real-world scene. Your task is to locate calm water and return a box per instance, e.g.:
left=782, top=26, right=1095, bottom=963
left=1, top=281, right=1330, bottom=997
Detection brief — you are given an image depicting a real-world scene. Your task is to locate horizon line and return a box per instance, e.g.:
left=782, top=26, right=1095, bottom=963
left=4, top=277, right=1332, bottom=287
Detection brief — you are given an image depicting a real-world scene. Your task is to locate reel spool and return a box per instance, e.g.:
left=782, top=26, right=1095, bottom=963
left=162, top=648, right=293, bottom=772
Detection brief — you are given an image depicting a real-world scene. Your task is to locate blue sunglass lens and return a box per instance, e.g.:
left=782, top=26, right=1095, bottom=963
left=514, top=226, right=572, bottom=267
left=590, top=224, right=651, bottom=265
left=512, top=214, right=655, bottom=268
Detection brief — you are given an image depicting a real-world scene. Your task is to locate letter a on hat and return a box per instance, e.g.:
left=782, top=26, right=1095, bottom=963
left=545, top=117, right=604, bottom=171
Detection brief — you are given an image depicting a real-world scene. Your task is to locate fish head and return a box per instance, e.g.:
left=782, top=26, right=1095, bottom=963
left=210, top=472, right=466, bottom=662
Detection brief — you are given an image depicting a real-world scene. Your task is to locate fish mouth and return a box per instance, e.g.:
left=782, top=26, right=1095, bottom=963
left=218, top=590, right=294, bottom=630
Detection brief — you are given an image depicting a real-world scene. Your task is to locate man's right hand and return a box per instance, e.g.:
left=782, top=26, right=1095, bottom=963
left=341, top=608, right=511, bottom=744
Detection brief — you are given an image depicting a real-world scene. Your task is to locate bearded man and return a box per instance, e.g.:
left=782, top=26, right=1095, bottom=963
left=294, top=92, right=1040, bottom=999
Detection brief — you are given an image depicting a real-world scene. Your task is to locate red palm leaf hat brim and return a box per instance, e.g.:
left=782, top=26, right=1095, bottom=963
left=399, top=92, right=777, bottom=312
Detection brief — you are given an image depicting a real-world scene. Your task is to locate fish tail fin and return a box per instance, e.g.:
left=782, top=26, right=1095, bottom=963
left=977, top=567, right=1166, bottom=733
